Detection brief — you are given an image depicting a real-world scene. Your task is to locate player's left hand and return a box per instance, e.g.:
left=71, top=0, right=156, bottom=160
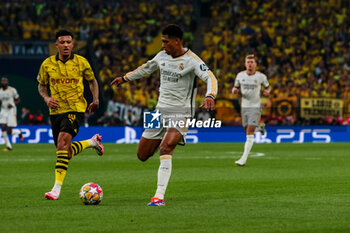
left=7, top=104, right=13, bottom=108
left=200, top=96, right=215, bottom=111
left=88, top=100, right=99, bottom=113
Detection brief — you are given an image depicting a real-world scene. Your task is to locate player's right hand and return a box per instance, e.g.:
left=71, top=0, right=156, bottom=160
left=232, top=87, right=239, bottom=94
left=45, top=97, right=59, bottom=109
left=232, top=87, right=242, bottom=97
left=111, top=77, right=125, bottom=88
left=87, top=100, right=99, bottom=113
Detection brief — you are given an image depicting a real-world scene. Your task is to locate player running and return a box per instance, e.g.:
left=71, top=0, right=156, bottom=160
left=37, top=30, right=104, bottom=200
left=232, top=55, right=270, bottom=166
left=111, top=24, right=218, bottom=206
left=0, top=77, right=24, bottom=151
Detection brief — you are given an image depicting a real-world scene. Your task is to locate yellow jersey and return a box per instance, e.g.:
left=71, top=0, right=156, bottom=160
left=37, top=54, right=95, bottom=115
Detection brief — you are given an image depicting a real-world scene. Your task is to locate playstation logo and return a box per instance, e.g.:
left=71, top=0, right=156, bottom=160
left=143, top=110, right=161, bottom=129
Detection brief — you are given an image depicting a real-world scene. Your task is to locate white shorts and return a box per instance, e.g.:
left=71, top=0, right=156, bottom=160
left=0, top=110, right=17, bottom=127
left=241, top=107, right=261, bottom=127
left=142, top=113, right=189, bottom=146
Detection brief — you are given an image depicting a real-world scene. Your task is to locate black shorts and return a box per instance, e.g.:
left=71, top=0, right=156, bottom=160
left=50, top=112, right=84, bottom=146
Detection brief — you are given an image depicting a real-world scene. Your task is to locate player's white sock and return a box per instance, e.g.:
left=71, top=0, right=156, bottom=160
left=53, top=183, right=62, bottom=193
left=2, top=131, right=12, bottom=149
left=11, top=129, right=22, bottom=135
left=154, top=155, right=172, bottom=200
left=239, top=135, right=254, bottom=163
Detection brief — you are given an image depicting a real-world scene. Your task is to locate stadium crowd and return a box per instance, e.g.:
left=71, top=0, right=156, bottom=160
left=201, top=0, right=350, bottom=100
left=0, top=0, right=196, bottom=109
left=199, top=0, right=350, bottom=125
left=1, top=0, right=349, bottom=125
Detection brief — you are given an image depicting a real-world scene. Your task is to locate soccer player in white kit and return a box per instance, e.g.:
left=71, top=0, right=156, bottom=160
left=0, top=77, right=23, bottom=151
left=232, top=55, right=270, bottom=166
left=111, top=24, right=218, bottom=206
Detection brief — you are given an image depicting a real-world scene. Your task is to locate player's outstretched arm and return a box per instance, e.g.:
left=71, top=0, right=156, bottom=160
left=87, top=79, right=99, bottom=113
left=110, top=76, right=126, bottom=88
left=38, top=84, right=59, bottom=109
left=111, top=57, right=159, bottom=89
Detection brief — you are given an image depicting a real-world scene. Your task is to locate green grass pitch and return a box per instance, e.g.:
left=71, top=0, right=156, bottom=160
left=1, top=143, right=350, bottom=233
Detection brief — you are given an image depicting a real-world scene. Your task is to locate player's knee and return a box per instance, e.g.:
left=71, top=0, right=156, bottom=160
left=137, top=151, right=152, bottom=162
left=57, top=141, right=70, bottom=153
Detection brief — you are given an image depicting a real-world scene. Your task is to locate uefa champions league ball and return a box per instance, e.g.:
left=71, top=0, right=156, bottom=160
left=79, top=182, right=103, bottom=205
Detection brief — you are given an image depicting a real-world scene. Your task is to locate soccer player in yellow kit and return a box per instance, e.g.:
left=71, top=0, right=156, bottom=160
left=37, top=30, right=104, bottom=200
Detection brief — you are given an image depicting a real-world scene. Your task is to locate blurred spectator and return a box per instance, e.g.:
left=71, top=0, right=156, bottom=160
left=96, top=111, right=111, bottom=126
left=33, top=110, right=44, bottom=124
left=20, top=107, right=33, bottom=125
left=109, top=112, right=123, bottom=126
left=19, top=108, right=45, bottom=125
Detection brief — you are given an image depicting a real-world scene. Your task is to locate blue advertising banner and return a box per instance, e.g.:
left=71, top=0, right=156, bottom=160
left=1, top=126, right=349, bottom=144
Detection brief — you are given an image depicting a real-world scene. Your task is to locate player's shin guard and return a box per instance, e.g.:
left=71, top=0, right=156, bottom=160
left=55, top=151, right=69, bottom=185
left=154, top=155, right=172, bottom=200
left=71, top=140, right=91, bottom=156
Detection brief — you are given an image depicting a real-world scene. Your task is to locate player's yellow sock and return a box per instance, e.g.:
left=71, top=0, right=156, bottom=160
left=71, top=140, right=91, bottom=156
left=55, top=151, right=69, bottom=185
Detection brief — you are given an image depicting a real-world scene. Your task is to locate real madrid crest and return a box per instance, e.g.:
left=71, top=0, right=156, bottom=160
left=179, top=63, right=184, bottom=70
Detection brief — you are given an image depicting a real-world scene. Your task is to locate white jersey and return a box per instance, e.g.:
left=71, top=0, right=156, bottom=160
left=124, top=49, right=218, bottom=115
left=0, top=86, right=19, bottom=115
left=234, top=71, right=269, bottom=108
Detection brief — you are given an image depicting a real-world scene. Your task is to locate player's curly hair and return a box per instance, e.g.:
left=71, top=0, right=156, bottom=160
left=162, top=24, right=183, bottom=40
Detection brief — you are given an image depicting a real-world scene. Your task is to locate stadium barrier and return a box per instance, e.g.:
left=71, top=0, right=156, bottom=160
left=1, top=125, right=349, bottom=144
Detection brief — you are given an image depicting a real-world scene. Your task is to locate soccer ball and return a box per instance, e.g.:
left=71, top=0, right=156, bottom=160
left=79, top=182, right=103, bottom=205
